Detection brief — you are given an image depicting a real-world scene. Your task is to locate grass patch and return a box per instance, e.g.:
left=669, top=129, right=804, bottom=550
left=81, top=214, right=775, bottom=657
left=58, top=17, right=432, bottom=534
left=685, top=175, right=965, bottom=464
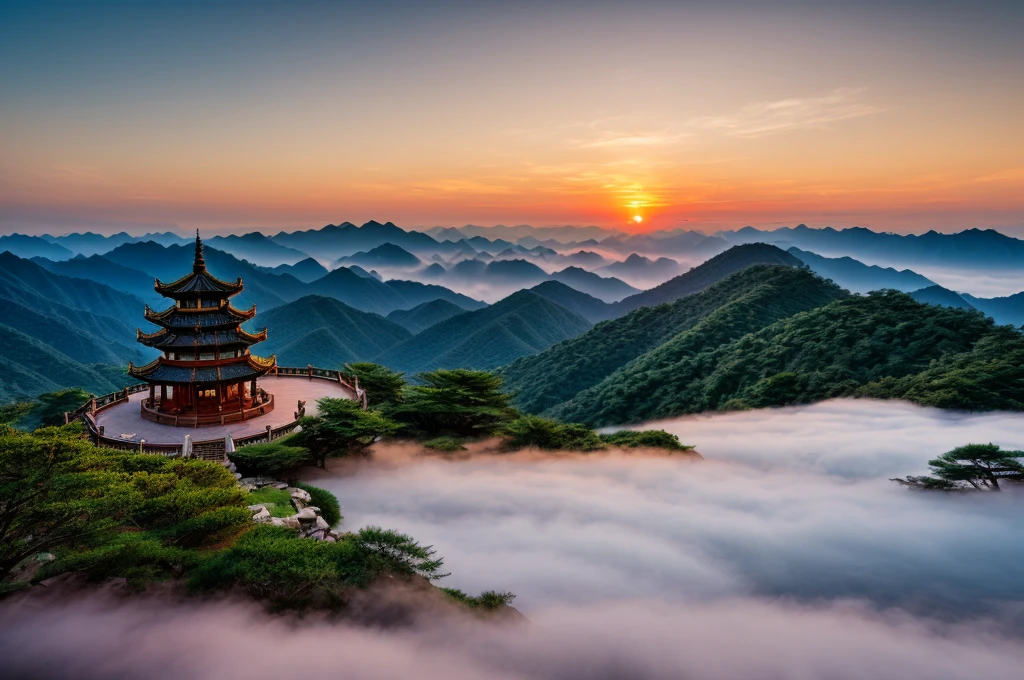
left=247, top=487, right=296, bottom=518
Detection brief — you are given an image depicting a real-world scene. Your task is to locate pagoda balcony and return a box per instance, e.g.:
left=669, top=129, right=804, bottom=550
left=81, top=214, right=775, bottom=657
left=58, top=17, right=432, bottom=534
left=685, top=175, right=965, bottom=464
left=139, top=392, right=275, bottom=427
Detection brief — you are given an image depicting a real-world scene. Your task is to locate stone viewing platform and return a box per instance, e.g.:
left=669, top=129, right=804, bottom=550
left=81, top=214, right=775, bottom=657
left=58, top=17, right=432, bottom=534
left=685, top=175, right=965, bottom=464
left=95, top=374, right=354, bottom=443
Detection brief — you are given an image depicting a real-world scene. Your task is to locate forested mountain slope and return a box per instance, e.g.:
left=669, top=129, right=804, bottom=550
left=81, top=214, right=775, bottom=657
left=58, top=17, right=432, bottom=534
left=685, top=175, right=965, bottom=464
left=611, top=243, right=802, bottom=315
left=552, top=291, right=1022, bottom=425
left=386, top=299, right=469, bottom=334
left=500, top=266, right=848, bottom=414
left=256, top=296, right=412, bottom=367
left=375, top=290, right=592, bottom=374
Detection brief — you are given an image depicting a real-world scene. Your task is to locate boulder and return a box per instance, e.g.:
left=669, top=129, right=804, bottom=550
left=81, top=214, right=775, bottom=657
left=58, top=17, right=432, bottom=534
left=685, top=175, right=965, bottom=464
left=295, top=507, right=318, bottom=522
left=291, top=488, right=312, bottom=503
left=247, top=504, right=268, bottom=512
left=315, top=516, right=330, bottom=531
left=239, top=477, right=257, bottom=486
left=252, top=507, right=271, bottom=523
left=271, top=516, right=301, bottom=530
left=273, top=482, right=288, bottom=490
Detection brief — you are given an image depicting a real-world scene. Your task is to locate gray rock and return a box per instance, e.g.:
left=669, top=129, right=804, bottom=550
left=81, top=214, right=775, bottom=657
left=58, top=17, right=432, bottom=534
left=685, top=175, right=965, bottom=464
left=291, top=488, right=312, bottom=503
left=271, top=516, right=301, bottom=530
left=252, top=507, right=271, bottom=523
left=315, top=516, right=330, bottom=530
left=295, top=507, right=318, bottom=521
left=233, top=472, right=242, bottom=480
left=273, top=482, right=288, bottom=490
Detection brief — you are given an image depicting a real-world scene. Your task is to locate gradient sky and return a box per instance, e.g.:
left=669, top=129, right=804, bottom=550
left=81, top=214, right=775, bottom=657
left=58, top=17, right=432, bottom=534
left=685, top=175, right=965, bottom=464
left=1, top=0, right=1022, bottom=235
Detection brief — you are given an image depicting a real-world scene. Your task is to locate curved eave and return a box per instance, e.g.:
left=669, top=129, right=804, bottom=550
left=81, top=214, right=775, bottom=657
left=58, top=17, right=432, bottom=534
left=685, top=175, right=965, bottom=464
left=153, top=272, right=244, bottom=297
left=128, top=354, right=276, bottom=385
left=143, top=303, right=257, bottom=327
left=136, top=326, right=268, bottom=350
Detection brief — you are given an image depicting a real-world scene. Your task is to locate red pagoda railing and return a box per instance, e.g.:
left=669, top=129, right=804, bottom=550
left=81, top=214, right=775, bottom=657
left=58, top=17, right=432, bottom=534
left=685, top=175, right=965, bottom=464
left=69, top=366, right=365, bottom=462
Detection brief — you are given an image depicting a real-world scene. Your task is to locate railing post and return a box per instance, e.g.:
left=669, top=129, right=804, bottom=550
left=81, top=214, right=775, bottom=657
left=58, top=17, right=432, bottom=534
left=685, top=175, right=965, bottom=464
left=64, top=411, right=69, bottom=424
left=266, top=424, right=273, bottom=442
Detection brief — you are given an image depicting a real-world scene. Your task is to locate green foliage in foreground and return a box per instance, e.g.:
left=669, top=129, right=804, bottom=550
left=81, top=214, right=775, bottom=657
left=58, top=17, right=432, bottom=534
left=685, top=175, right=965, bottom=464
left=442, top=588, right=516, bottom=610
left=247, top=487, right=296, bottom=518
left=190, top=525, right=446, bottom=609
left=502, top=415, right=605, bottom=451
left=296, top=483, right=342, bottom=526
left=292, top=397, right=400, bottom=465
left=551, top=290, right=1024, bottom=426
left=893, top=444, right=1024, bottom=491
left=343, top=362, right=407, bottom=408
left=2, top=426, right=511, bottom=613
left=393, top=369, right=517, bottom=437
left=229, top=442, right=310, bottom=477
left=600, top=429, right=693, bottom=451
left=0, top=423, right=248, bottom=583
left=423, top=436, right=467, bottom=452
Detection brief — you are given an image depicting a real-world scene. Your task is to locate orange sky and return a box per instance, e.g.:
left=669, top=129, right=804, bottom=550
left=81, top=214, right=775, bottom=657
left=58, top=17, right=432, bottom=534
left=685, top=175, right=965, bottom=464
left=1, top=2, right=1022, bottom=235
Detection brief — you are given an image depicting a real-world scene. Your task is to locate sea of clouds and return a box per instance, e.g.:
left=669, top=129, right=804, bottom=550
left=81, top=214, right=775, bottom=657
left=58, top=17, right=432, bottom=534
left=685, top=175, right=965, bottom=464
left=3, top=399, right=1024, bottom=679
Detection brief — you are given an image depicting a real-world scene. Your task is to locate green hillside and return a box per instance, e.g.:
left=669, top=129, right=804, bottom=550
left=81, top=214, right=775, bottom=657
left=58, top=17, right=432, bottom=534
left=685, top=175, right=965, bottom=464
left=501, top=265, right=847, bottom=415
left=552, top=290, right=1020, bottom=426
left=611, top=243, right=802, bottom=315
left=0, top=324, right=132, bottom=402
left=529, top=280, right=615, bottom=323
left=375, top=290, right=593, bottom=375
left=386, top=299, right=469, bottom=333
left=256, top=295, right=412, bottom=367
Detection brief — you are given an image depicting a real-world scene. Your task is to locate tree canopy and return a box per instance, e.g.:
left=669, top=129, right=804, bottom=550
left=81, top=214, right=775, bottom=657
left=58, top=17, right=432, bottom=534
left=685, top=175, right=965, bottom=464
left=392, top=369, right=517, bottom=436
left=893, top=444, right=1024, bottom=491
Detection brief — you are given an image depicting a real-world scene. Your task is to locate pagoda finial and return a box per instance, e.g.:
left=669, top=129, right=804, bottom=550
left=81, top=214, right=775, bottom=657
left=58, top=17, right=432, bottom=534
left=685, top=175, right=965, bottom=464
left=193, top=229, right=206, bottom=272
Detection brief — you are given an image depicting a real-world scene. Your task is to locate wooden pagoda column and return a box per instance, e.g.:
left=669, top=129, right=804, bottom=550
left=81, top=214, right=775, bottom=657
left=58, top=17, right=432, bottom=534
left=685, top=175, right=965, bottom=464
left=250, top=378, right=257, bottom=402
left=149, top=384, right=155, bottom=407
left=160, top=385, right=167, bottom=405
left=238, top=381, right=244, bottom=410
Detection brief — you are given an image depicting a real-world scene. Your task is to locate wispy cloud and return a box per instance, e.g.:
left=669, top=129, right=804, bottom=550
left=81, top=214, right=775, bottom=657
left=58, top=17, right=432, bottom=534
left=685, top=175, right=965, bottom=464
left=689, top=87, right=884, bottom=138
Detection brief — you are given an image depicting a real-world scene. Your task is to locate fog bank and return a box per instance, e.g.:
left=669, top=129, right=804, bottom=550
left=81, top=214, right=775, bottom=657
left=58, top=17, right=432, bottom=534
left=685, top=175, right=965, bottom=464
left=4, top=399, right=1024, bottom=679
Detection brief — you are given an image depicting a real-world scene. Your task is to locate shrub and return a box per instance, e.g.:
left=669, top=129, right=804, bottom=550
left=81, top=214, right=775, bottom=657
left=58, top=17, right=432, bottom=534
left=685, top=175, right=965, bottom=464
left=393, top=369, right=516, bottom=436
left=502, top=415, right=604, bottom=451
left=292, top=398, right=400, bottom=465
left=296, top=483, right=342, bottom=526
left=342, top=363, right=407, bottom=407
left=600, top=429, right=693, bottom=451
left=189, top=524, right=446, bottom=609
left=229, top=442, right=310, bottom=477
left=442, top=587, right=516, bottom=610
left=423, top=436, right=467, bottom=452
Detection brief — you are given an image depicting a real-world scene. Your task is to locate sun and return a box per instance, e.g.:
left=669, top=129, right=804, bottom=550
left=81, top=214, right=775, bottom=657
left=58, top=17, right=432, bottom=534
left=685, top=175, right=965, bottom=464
left=632, top=215, right=643, bottom=224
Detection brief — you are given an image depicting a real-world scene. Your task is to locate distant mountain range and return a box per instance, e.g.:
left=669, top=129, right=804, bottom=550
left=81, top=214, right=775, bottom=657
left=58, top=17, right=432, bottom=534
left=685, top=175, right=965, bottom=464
left=386, top=299, right=468, bottom=334
left=788, top=247, right=935, bottom=293
left=208, top=232, right=310, bottom=266
left=721, top=224, right=1024, bottom=269
left=338, top=243, right=422, bottom=268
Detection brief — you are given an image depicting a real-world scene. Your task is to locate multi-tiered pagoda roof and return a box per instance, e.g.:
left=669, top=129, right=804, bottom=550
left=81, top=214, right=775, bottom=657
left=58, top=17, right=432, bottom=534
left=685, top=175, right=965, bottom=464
left=128, top=232, right=276, bottom=421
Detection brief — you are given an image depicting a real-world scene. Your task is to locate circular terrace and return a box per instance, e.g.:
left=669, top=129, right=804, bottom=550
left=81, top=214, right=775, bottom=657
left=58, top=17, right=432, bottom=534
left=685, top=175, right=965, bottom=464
left=80, top=369, right=362, bottom=460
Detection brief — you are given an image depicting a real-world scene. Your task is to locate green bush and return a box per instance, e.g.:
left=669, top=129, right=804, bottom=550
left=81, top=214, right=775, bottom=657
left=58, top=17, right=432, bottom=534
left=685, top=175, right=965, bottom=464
left=229, top=442, right=310, bottom=477
left=501, top=415, right=604, bottom=451
left=296, top=483, right=342, bottom=526
left=393, top=369, right=516, bottom=436
left=423, top=436, right=467, bottom=452
left=600, top=429, right=693, bottom=451
left=442, top=587, right=516, bottom=610
left=342, top=363, right=407, bottom=407
left=189, top=525, right=445, bottom=609
left=291, top=398, right=400, bottom=464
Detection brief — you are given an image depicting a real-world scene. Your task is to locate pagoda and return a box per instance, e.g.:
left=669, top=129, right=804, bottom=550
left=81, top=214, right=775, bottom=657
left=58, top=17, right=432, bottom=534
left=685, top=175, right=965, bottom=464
left=128, top=231, right=277, bottom=426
